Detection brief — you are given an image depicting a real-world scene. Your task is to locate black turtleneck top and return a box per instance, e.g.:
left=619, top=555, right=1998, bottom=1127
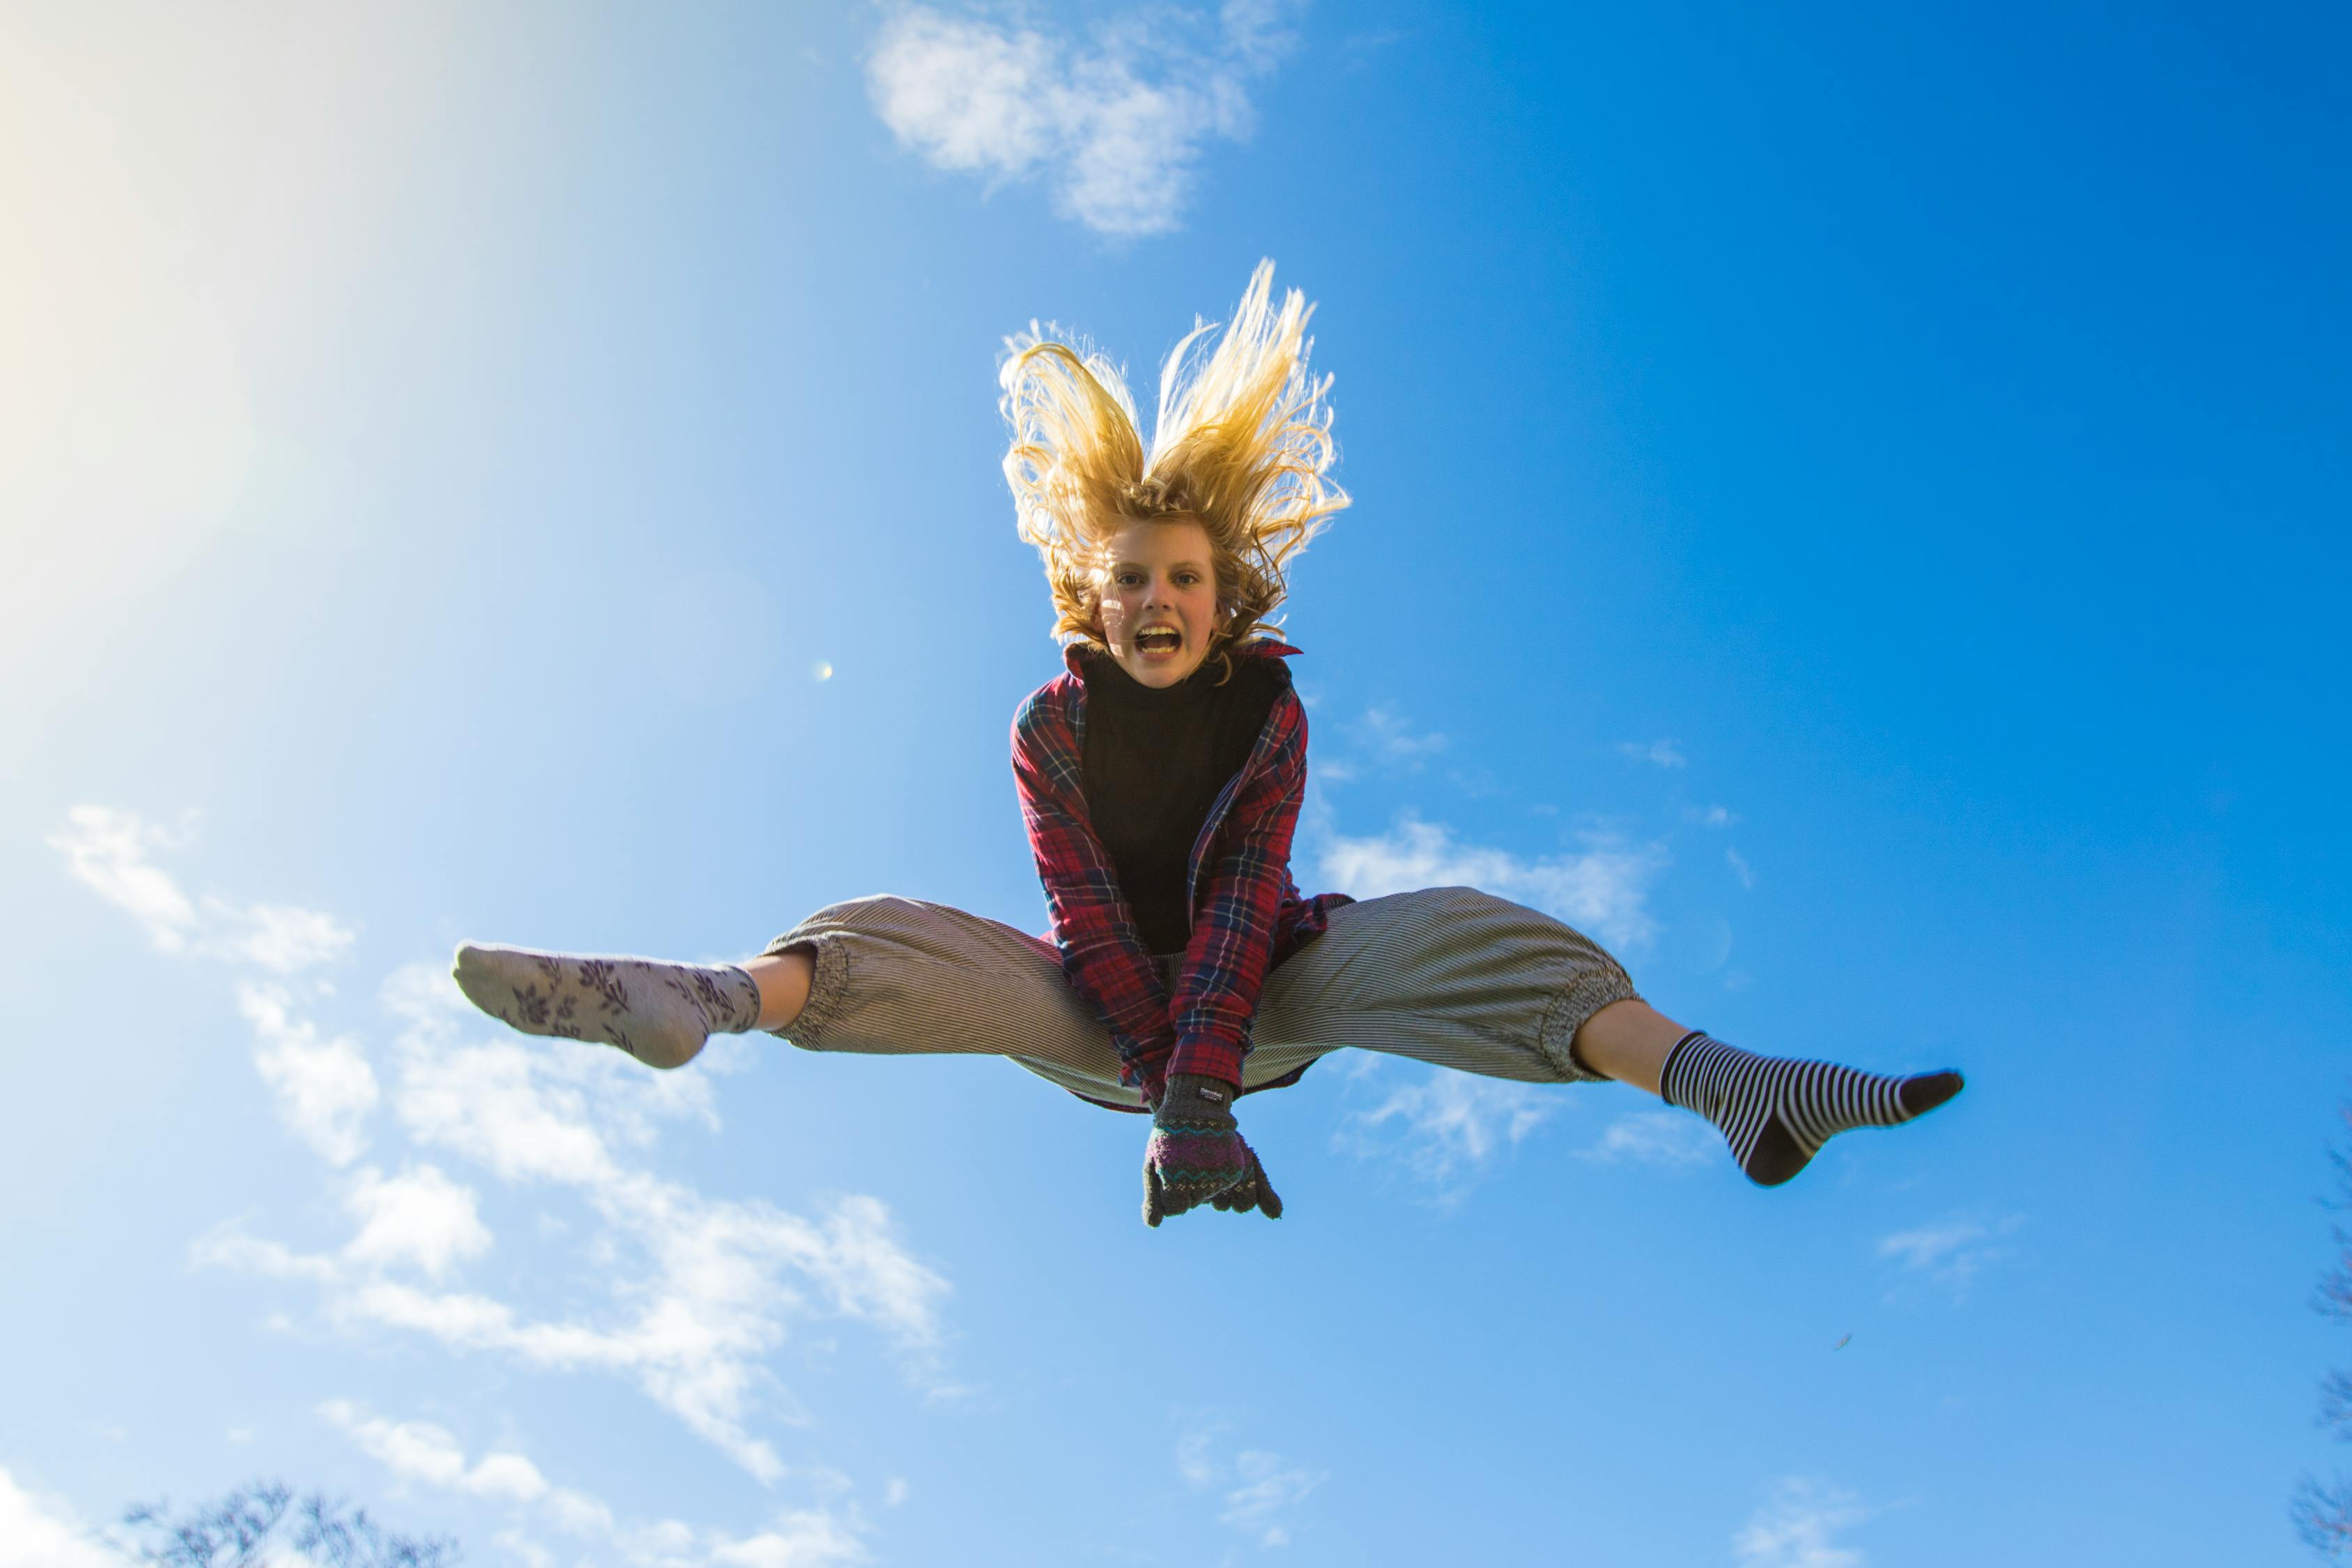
left=1078, top=650, right=1285, bottom=955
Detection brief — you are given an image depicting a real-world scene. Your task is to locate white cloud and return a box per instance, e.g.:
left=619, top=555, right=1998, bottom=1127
left=1617, top=739, right=1686, bottom=768
left=548, top=1489, right=620, bottom=1539
left=1344, top=1069, right=1558, bottom=1189
left=344, top=1165, right=492, bottom=1278
left=48, top=805, right=354, bottom=970
left=1577, top=1110, right=1716, bottom=1169
left=324, top=1407, right=866, bottom=1568
left=866, top=1, right=1302, bottom=237
left=1348, top=705, right=1447, bottom=767
left=1174, top=1427, right=1218, bottom=1488
left=707, top=1512, right=869, bottom=1568
left=215, top=900, right=357, bottom=972
left=67, top=810, right=948, bottom=1483
left=1222, top=1450, right=1324, bottom=1548
left=1733, top=1477, right=1868, bottom=1568
left=1876, top=1220, right=1982, bottom=1270
left=52, top=806, right=370, bottom=1158
left=1176, top=1428, right=1325, bottom=1549
left=1877, top=1213, right=2022, bottom=1293
left=198, top=961, right=953, bottom=1484
left=1316, top=812, right=1666, bottom=952
left=47, top=805, right=199, bottom=952
left=0, top=1467, right=116, bottom=1568
left=1686, top=804, right=1738, bottom=828
left=242, top=982, right=378, bottom=1166
left=319, top=1401, right=551, bottom=1502
left=495, top=1529, right=557, bottom=1568
left=1726, top=848, right=1755, bottom=889
left=192, top=1227, right=342, bottom=1284
left=392, top=1032, right=618, bottom=1187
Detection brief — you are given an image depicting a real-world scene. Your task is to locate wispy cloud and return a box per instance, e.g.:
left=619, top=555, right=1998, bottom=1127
left=321, top=1401, right=555, bottom=1504
left=46, top=805, right=199, bottom=951
left=1726, top=848, right=1755, bottom=889
left=1340, top=1068, right=1558, bottom=1192
left=1576, top=1110, right=1716, bottom=1170
left=51, top=806, right=377, bottom=1162
left=323, top=1404, right=869, bottom=1568
left=240, top=981, right=379, bottom=1166
left=1176, top=1426, right=1325, bottom=1548
left=866, top=1, right=1303, bottom=237
left=1223, top=1451, right=1325, bottom=1548
left=47, top=804, right=355, bottom=971
left=1617, top=739, right=1686, bottom=768
left=201, top=974, right=953, bottom=1482
left=1316, top=812, right=1666, bottom=952
left=1348, top=705, right=1447, bottom=767
left=59, top=808, right=954, bottom=1484
left=1877, top=1213, right=2023, bottom=1296
left=1686, top=804, right=1739, bottom=828
left=1337, top=26, right=1408, bottom=70
left=1733, top=1477, right=1868, bottom=1568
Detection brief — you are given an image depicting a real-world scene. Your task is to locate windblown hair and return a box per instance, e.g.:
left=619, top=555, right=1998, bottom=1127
left=999, top=261, right=1348, bottom=662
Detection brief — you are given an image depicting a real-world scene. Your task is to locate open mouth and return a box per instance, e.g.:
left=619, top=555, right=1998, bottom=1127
left=1135, top=627, right=1183, bottom=656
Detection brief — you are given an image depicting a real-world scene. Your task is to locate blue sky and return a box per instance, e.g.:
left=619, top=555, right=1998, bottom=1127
left=3, top=1, right=2346, bottom=1564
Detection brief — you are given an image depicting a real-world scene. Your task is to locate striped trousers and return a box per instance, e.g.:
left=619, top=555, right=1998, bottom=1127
left=762, top=886, right=1640, bottom=1111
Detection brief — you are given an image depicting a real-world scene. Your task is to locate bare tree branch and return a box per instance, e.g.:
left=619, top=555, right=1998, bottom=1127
left=2300, top=1102, right=2352, bottom=1558
left=2322, top=1371, right=2352, bottom=1441
left=2296, top=1477, right=2352, bottom=1558
left=119, top=1483, right=456, bottom=1568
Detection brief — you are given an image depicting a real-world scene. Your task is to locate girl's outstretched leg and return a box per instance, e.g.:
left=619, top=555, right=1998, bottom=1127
left=451, top=944, right=767, bottom=1069
left=744, top=948, right=813, bottom=1032
left=1572, top=999, right=1965, bottom=1187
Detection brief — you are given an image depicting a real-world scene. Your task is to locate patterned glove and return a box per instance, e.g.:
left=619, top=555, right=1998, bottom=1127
left=1209, top=1143, right=1284, bottom=1220
left=1143, top=1074, right=1282, bottom=1227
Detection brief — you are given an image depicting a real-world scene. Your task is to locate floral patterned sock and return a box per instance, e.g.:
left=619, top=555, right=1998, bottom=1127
left=450, top=943, right=762, bottom=1070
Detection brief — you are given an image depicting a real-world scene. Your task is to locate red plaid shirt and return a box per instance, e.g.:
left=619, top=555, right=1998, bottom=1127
left=1011, top=638, right=1351, bottom=1107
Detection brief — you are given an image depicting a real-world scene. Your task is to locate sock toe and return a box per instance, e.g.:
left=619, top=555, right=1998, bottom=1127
left=450, top=943, right=500, bottom=1004
left=1898, top=1070, right=1965, bottom=1119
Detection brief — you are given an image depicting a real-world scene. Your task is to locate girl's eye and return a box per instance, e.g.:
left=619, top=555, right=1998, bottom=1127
left=1115, top=572, right=1142, bottom=588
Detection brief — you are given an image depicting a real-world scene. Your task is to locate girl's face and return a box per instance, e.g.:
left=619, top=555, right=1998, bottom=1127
left=1093, top=517, right=1224, bottom=688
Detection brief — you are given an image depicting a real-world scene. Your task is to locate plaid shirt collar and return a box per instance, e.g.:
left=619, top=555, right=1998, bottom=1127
left=1059, top=636, right=1305, bottom=681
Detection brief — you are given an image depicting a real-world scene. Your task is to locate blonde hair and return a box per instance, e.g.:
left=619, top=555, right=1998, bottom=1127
left=999, top=261, right=1348, bottom=661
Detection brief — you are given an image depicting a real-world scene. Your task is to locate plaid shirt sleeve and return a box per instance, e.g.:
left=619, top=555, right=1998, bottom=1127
left=1165, top=685, right=1311, bottom=1088
left=1010, top=677, right=1178, bottom=1098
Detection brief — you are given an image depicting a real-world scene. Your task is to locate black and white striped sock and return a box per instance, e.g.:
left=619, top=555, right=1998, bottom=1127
left=1659, top=1031, right=1964, bottom=1187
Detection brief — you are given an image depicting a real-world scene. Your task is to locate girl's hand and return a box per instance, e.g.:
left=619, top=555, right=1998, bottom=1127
left=1208, top=1144, right=1284, bottom=1219
left=1142, top=1075, right=1280, bottom=1226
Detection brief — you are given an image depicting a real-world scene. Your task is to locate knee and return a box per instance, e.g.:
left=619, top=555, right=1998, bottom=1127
left=797, top=893, right=928, bottom=931
left=1395, top=885, right=1631, bottom=975
left=1398, top=885, right=1530, bottom=925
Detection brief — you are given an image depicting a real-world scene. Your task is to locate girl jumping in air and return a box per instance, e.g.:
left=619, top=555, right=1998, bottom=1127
left=452, top=263, right=1963, bottom=1227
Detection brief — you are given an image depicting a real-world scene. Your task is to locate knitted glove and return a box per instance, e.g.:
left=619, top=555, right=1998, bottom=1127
left=1143, top=1074, right=1281, bottom=1227
left=1209, top=1143, right=1284, bottom=1220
